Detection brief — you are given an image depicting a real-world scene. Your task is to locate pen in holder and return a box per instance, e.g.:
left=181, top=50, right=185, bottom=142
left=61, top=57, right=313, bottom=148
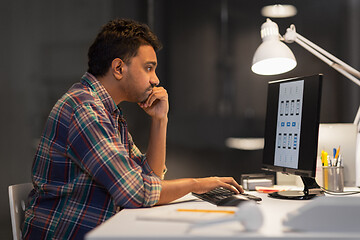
left=322, top=166, right=344, bottom=192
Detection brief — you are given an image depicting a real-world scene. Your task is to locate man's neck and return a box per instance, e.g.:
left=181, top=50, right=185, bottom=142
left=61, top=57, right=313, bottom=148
left=97, top=74, right=123, bottom=105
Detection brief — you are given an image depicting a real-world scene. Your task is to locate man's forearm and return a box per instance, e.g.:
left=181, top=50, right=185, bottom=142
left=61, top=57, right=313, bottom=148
left=157, top=178, right=198, bottom=205
left=146, top=117, right=168, bottom=178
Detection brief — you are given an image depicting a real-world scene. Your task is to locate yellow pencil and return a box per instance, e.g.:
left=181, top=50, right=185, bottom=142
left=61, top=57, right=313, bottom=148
left=323, top=152, right=329, bottom=189
left=335, top=146, right=340, bottom=160
left=176, top=209, right=235, bottom=214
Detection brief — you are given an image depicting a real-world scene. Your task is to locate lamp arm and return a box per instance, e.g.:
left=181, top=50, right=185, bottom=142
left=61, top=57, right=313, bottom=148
left=295, top=36, right=360, bottom=125
left=295, top=36, right=360, bottom=89
left=283, top=26, right=360, bottom=85
left=295, top=33, right=360, bottom=79
left=284, top=26, right=360, bottom=124
left=355, top=106, right=360, bottom=128
left=287, top=33, right=360, bottom=87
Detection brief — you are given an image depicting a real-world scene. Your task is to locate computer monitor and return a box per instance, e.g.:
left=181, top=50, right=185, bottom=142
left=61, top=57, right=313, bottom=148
left=262, top=74, right=324, bottom=200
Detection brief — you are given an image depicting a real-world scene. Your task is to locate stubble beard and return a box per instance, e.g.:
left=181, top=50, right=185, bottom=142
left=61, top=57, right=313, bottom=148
left=139, top=86, right=153, bottom=103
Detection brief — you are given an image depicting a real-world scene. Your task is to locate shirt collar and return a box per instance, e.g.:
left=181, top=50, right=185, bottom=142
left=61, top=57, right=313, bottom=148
left=81, top=72, right=119, bottom=114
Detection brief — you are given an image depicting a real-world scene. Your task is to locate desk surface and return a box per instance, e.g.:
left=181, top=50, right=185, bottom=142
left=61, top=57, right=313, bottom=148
left=86, top=190, right=360, bottom=240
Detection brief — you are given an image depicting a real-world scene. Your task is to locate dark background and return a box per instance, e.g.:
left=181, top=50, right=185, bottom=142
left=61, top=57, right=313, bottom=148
left=1, top=0, right=359, bottom=237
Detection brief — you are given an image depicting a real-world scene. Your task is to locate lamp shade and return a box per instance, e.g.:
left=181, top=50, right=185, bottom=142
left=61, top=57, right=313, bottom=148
left=252, top=19, right=297, bottom=75
left=261, top=4, right=297, bottom=18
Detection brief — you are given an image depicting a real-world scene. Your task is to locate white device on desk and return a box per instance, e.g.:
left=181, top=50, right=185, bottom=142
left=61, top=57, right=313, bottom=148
left=283, top=196, right=360, bottom=232
left=189, top=201, right=263, bottom=232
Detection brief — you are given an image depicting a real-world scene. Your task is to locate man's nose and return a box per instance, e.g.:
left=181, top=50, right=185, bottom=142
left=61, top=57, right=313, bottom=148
left=150, top=74, right=160, bottom=87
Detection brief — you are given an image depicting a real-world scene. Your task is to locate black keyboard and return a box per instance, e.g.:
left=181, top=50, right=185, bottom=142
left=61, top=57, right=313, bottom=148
left=192, top=187, right=262, bottom=206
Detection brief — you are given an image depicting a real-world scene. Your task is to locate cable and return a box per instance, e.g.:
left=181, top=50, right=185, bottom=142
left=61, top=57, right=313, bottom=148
left=320, top=187, right=360, bottom=196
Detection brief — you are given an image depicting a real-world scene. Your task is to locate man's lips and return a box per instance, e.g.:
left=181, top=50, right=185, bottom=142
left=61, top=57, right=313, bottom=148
left=146, top=87, right=154, bottom=96
left=140, top=87, right=154, bottom=104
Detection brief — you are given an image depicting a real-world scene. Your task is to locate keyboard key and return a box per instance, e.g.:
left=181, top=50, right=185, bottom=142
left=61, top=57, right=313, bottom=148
left=192, top=187, right=262, bottom=206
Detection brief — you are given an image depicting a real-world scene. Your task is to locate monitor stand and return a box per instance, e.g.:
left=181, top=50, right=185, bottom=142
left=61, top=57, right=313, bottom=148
left=268, top=176, right=324, bottom=200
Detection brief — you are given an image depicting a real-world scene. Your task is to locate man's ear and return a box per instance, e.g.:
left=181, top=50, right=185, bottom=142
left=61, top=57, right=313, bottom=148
left=111, top=58, right=124, bottom=80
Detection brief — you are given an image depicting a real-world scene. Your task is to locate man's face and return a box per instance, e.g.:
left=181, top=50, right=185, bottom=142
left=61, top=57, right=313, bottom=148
left=121, top=45, right=159, bottom=103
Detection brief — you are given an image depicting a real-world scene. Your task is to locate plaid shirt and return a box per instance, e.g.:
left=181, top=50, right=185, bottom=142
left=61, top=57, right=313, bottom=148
left=22, top=72, right=162, bottom=240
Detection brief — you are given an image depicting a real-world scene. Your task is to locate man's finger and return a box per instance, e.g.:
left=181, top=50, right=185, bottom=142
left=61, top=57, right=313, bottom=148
left=145, top=88, right=168, bottom=107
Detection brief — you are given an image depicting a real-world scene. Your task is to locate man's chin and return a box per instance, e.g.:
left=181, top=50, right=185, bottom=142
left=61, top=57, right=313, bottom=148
left=140, top=91, right=152, bottom=103
left=138, top=97, right=148, bottom=105
left=141, top=95, right=149, bottom=103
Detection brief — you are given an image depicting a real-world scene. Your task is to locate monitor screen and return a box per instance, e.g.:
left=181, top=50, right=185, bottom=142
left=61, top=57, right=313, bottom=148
left=262, top=74, right=323, bottom=199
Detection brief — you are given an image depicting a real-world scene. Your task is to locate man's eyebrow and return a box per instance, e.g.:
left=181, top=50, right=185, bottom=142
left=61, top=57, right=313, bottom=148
left=146, top=61, right=157, bottom=66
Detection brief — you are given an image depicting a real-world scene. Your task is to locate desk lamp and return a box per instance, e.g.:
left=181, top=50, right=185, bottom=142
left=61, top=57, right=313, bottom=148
left=252, top=19, right=360, bottom=187
left=252, top=18, right=360, bottom=126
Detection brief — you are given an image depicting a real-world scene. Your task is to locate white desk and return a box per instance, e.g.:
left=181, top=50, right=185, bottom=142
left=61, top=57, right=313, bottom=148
left=85, top=191, right=360, bottom=240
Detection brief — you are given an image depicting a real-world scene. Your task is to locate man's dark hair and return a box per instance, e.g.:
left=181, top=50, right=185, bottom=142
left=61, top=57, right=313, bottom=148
left=87, top=19, right=162, bottom=77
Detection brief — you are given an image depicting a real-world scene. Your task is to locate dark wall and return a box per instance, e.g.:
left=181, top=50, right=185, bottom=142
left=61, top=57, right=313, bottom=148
left=1, top=0, right=359, bottom=237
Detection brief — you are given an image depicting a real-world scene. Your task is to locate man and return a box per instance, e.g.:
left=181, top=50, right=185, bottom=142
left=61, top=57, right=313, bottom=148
left=22, top=19, right=243, bottom=239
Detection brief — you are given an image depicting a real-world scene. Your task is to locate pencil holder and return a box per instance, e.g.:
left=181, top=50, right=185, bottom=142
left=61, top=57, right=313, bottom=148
left=322, top=166, right=344, bottom=192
